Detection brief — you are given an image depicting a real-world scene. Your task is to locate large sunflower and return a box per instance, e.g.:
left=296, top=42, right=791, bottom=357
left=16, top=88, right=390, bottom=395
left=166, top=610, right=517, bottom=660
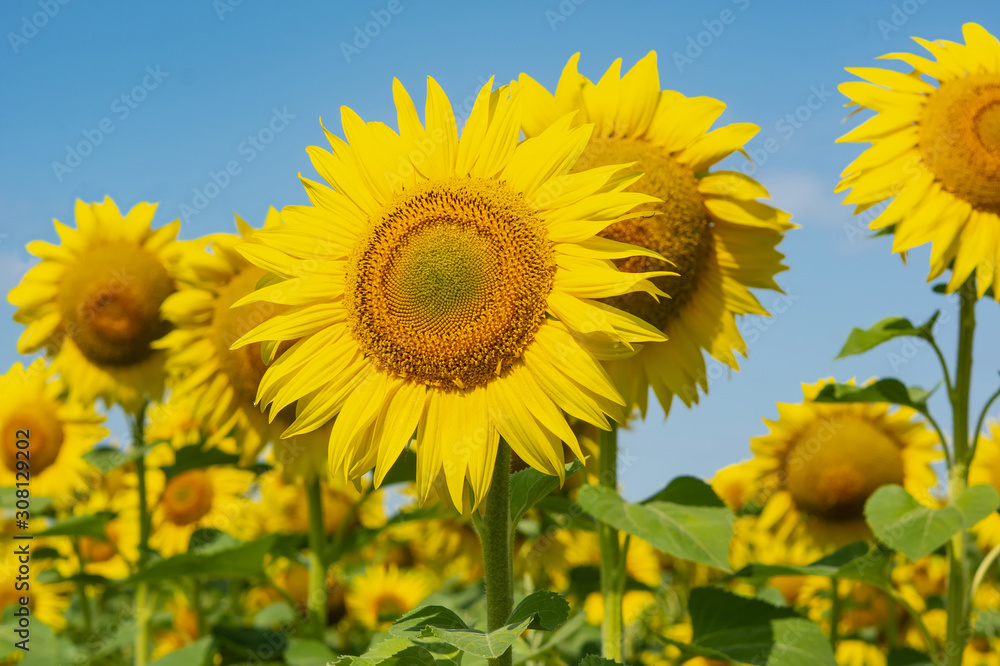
left=837, top=23, right=1000, bottom=297
left=154, top=210, right=332, bottom=480
left=0, top=359, right=108, bottom=502
left=519, top=52, right=792, bottom=415
left=8, top=198, right=181, bottom=411
left=751, top=379, right=941, bottom=550
left=231, top=77, right=667, bottom=509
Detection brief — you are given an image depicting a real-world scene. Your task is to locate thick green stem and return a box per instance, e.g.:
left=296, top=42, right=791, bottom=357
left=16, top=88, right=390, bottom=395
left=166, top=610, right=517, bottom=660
left=72, top=538, right=93, bottom=636
left=482, top=440, right=513, bottom=666
left=829, top=577, right=841, bottom=650
left=598, top=424, right=625, bottom=662
left=945, top=278, right=976, bottom=666
left=306, top=475, right=328, bottom=640
left=131, top=403, right=151, bottom=666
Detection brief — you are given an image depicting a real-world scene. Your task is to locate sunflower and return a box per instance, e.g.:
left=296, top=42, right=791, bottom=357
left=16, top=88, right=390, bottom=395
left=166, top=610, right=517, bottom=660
left=584, top=589, right=657, bottom=627
left=150, top=591, right=200, bottom=660
left=519, top=52, right=792, bottom=416
left=148, top=464, right=254, bottom=557
left=257, top=470, right=384, bottom=536
left=710, top=458, right=763, bottom=513
left=0, top=566, right=71, bottom=631
left=153, top=210, right=330, bottom=480
left=751, top=379, right=941, bottom=551
left=347, top=563, right=433, bottom=630
left=55, top=488, right=139, bottom=580
left=231, top=76, right=667, bottom=509
left=8, top=198, right=181, bottom=411
left=837, top=23, right=1000, bottom=298
left=970, top=422, right=1000, bottom=551
left=836, top=640, right=887, bottom=666
left=0, top=359, right=108, bottom=502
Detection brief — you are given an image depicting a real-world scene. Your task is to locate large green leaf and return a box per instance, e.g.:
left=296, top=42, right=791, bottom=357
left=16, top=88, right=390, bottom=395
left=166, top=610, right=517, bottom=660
left=864, top=484, right=999, bottom=561
left=389, top=605, right=531, bottom=659
left=150, top=636, right=214, bottom=665
left=666, top=588, right=837, bottom=666
left=332, top=636, right=456, bottom=665
left=283, top=638, right=337, bottom=666
left=212, top=625, right=287, bottom=661
left=577, top=479, right=733, bottom=571
left=836, top=312, right=938, bottom=359
left=510, top=460, right=583, bottom=526
left=813, top=379, right=935, bottom=415
left=887, top=647, right=935, bottom=666
left=130, top=533, right=277, bottom=582
left=36, top=512, right=114, bottom=539
left=507, top=590, right=570, bottom=631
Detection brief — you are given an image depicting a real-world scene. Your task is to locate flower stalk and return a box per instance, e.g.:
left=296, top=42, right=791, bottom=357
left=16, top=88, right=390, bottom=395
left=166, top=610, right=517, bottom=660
left=306, top=475, right=328, bottom=640
left=481, top=440, right=514, bottom=666
left=598, top=424, right=626, bottom=662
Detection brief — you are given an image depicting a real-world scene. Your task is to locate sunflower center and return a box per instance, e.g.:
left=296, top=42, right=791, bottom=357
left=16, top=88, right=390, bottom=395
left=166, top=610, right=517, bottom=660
left=572, top=137, right=712, bottom=330
left=1, top=401, right=65, bottom=475
left=79, top=527, right=117, bottom=563
left=59, top=244, right=174, bottom=367
left=784, top=415, right=904, bottom=522
left=212, top=267, right=292, bottom=407
left=374, top=594, right=407, bottom=622
left=920, top=74, right=1000, bottom=212
left=161, top=470, right=214, bottom=526
left=346, top=176, right=554, bottom=389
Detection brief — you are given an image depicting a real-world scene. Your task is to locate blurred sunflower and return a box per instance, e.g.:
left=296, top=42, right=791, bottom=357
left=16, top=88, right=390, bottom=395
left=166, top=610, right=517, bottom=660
left=347, top=563, right=433, bottom=630
left=257, top=470, right=384, bottom=536
left=8, top=198, right=181, bottom=411
left=710, top=458, right=763, bottom=513
left=150, top=591, right=200, bottom=661
left=149, top=465, right=254, bottom=556
left=56, top=488, right=139, bottom=580
left=836, top=640, right=887, bottom=666
left=970, top=422, right=1000, bottom=551
left=0, top=359, right=107, bottom=501
left=145, top=396, right=238, bottom=455
left=584, top=588, right=657, bottom=627
left=232, top=77, right=667, bottom=509
left=520, top=52, right=792, bottom=415
left=0, top=568, right=71, bottom=631
left=153, top=211, right=329, bottom=480
left=892, top=553, right=948, bottom=613
left=751, top=378, right=940, bottom=550
left=837, top=23, right=1000, bottom=297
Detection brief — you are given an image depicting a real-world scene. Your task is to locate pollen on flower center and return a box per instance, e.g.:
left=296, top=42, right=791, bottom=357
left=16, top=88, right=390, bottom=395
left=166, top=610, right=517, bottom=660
left=161, top=470, right=214, bottom=526
left=920, top=74, right=1000, bottom=212
left=1, top=402, right=65, bottom=475
left=346, top=176, right=555, bottom=389
left=573, top=137, right=711, bottom=330
left=785, top=416, right=905, bottom=521
left=59, top=244, right=174, bottom=367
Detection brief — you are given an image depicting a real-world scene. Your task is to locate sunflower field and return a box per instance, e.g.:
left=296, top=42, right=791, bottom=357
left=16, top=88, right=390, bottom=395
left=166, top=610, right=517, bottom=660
left=3, top=3, right=1000, bottom=666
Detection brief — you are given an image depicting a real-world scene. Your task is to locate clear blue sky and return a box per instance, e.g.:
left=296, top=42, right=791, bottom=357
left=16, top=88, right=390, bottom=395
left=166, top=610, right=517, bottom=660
left=2, top=0, right=999, bottom=501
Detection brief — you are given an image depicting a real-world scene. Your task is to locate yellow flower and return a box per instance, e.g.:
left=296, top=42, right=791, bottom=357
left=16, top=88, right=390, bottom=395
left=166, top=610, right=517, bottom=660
left=145, top=396, right=238, bottom=455
left=520, top=52, right=792, bottom=416
left=257, top=470, right=384, bottom=536
left=0, top=359, right=107, bottom=502
left=710, top=458, right=763, bottom=513
left=751, top=378, right=941, bottom=550
left=0, top=567, right=71, bottom=631
left=970, top=422, right=1000, bottom=551
left=232, top=76, right=666, bottom=510
left=892, top=554, right=948, bottom=613
left=149, top=465, right=254, bottom=556
left=153, top=210, right=330, bottom=480
left=55, top=488, right=139, bottom=580
left=837, top=23, right=1000, bottom=298
left=584, top=589, right=657, bottom=627
left=347, top=563, right=432, bottom=630
left=8, top=198, right=181, bottom=411
left=150, top=591, right=200, bottom=660
left=836, top=640, right=887, bottom=666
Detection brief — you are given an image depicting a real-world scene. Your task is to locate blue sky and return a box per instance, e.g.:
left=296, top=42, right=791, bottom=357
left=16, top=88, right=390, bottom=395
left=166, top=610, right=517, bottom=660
left=2, top=0, right=999, bottom=501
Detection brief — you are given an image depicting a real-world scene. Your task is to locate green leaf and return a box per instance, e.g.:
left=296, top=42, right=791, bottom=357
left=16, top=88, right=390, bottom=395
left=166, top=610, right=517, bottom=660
left=162, top=444, right=243, bottom=479
left=379, top=453, right=418, bottom=486
left=212, top=625, right=287, bottom=660
left=283, top=638, right=336, bottom=666
left=0, top=487, right=53, bottom=513
left=577, top=481, right=733, bottom=571
left=510, top=460, right=583, bottom=526
left=35, top=512, right=114, bottom=539
left=732, top=541, right=895, bottom=592
left=150, top=636, right=214, bottom=665
left=507, top=590, right=570, bottom=631
left=641, top=475, right=726, bottom=507
left=887, top=647, right=935, bottom=665
left=331, top=636, right=451, bottom=665
left=389, top=605, right=532, bottom=658
left=865, top=484, right=1000, bottom=561
left=813, top=379, right=935, bottom=415
left=668, top=588, right=837, bottom=666
left=83, top=444, right=152, bottom=473
left=836, top=312, right=938, bottom=359
left=253, top=602, right=296, bottom=628
left=130, top=533, right=277, bottom=582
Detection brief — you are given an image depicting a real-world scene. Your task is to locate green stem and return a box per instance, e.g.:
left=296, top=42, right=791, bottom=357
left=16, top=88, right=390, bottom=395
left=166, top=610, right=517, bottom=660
left=306, top=475, right=328, bottom=640
left=131, top=403, right=151, bottom=666
left=829, top=576, right=841, bottom=650
left=72, top=537, right=93, bottom=636
left=598, top=424, right=625, bottom=662
left=192, top=578, right=204, bottom=637
left=945, top=278, right=976, bottom=666
left=970, top=384, right=1000, bottom=463
left=482, top=440, right=513, bottom=666
left=971, top=541, right=1000, bottom=599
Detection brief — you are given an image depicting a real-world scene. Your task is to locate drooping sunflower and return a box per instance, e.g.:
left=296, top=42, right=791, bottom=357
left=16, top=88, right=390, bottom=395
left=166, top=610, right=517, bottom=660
left=232, top=77, right=668, bottom=509
left=347, top=562, right=433, bottom=630
left=837, top=23, right=1000, bottom=297
left=519, top=52, right=793, bottom=416
left=154, top=210, right=330, bottom=480
left=970, top=421, right=1000, bottom=551
left=0, top=359, right=108, bottom=501
left=8, top=198, right=181, bottom=411
left=751, top=379, right=941, bottom=550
